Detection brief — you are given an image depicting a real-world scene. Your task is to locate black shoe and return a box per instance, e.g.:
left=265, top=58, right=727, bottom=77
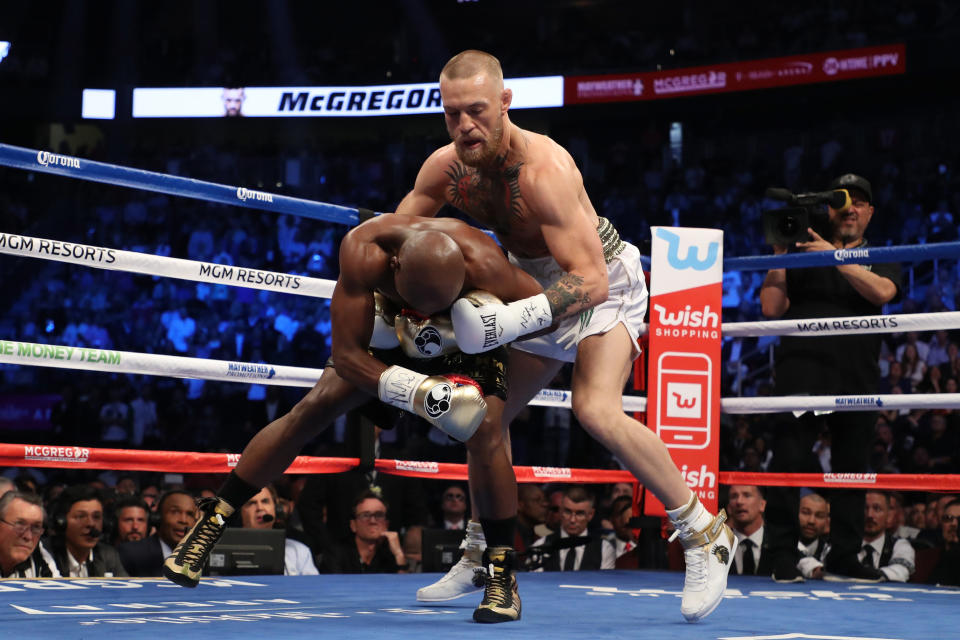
left=472, top=546, right=521, bottom=623
left=162, top=497, right=234, bottom=588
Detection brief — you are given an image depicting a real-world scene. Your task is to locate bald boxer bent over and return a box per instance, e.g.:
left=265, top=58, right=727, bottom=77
left=163, top=215, right=541, bottom=620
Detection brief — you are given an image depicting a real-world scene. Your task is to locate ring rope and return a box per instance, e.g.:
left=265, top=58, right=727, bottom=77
left=723, top=241, right=960, bottom=271
left=6, top=232, right=960, bottom=340
left=4, top=339, right=959, bottom=415
left=0, top=443, right=956, bottom=492
left=720, top=311, right=960, bottom=337
left=0, top=444, right=635, bottom=484
left=0, top=143, right=366, bottom=226
left=0, top=232, right=336, bottom=299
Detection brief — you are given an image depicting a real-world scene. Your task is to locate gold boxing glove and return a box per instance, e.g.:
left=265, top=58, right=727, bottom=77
left=395, top=311, right=459, bottom=359
left=370, top=292, right=401, bottom=350
left=378, top=365, right=486, bottom=442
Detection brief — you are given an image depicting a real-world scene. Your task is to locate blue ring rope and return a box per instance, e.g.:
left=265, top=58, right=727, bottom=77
left=4, top=144, right=955, bottom=271
left=0, top=143, right=362, bottom=226
left=639, top=241, right=957, bottom=273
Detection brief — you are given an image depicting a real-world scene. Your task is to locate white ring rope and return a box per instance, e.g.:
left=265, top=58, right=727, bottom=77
left=720, top=311, right=960, bottom=337
left=0, top=232, right=335, bottom=299
left=3, top=339, right=958, bottom=415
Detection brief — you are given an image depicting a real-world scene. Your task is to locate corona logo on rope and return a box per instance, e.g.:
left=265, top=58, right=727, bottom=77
left=236, top=187, right=274, bottom=203
left=647, top=227, right=724, bottom=515
left=834, top=247, right=870, bottom=262
left=35, top=150, right=80, bottom=169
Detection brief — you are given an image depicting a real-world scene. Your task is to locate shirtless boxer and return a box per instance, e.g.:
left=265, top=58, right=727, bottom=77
left=162, top=214, right=541, bottom=623
left=401, top=50, right=735, bottom=623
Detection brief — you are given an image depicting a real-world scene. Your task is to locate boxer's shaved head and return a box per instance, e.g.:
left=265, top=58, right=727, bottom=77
left=395, top=231, right=465, bottom=314
left=441, top=50, right=503, bottom=90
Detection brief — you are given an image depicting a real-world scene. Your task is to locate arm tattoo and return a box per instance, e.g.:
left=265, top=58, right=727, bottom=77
left=544, top=274, right=591, bottom=318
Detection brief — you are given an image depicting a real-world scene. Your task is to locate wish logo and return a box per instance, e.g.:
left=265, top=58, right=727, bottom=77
left=666, top=382, right=701, bottom=418
left=655, top=228, right=719, bottom=271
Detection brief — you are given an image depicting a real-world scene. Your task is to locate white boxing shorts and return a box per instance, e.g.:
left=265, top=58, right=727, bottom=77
left=508, top=241, right=648, bottom=363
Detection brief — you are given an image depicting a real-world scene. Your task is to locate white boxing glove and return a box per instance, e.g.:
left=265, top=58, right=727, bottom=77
left=377, top=365, right=486, bottom=442
left=451, top=292, right=553, bottom=354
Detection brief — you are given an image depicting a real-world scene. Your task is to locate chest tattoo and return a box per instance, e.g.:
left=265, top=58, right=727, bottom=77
left=444, top=160, right=525, bottom=231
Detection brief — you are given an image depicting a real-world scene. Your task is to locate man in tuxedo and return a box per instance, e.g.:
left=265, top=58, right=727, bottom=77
left=119, top=491, right=196, bottom=576
left=859, top=490, right=915, bottom=582
left=531, top=486, right=615, bottom=571
left=728, top=485, right=776, bottom=576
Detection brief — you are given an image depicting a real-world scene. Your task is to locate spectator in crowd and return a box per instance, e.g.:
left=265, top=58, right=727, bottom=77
left=321, top=491, right=408, bottom=574
left=129, top=383, right=159, bottom=447
left=114, top=475, right=139, bottom=497
left=0, top=477, right=14, bottom=497
left=610, top=501, right=669, bottom=571
left=99, top=385, right=132, bottom=444
left=760, top=173, right=901, bottom=581
left=860, top=490, right=915, bottom=582
left=0, top=491, right=59, bottom=578
left=114, top=496, right=150, bottom=544
left=402, top=525, right=423, bottom=573
left=926, top=331, right=953, bottom=368
left=899, top=343, right=926, bottom=392
left=438, top=484, right=468, bottom=531
left=119, top=490, right=197, bottom=576
left=727, top=485, right=776, bottom=577
left=542, top=487, right=565, bottom=536
left=906, top=500, right=927, bottom=531
left=887, top=492, right=919, bottom=540
left=141, top=484, right=161, bottom=511
left=48, top=485, right=127, bottom=577
left=239, top=485, right=318, bottom=576
left=531, top=486, right=615, bottom=571
left=896, top=332, right=930, bottom=364
left=941, top=343, right=960, bottom=380
left=928, top=499, right=960, bottom=586
left=789, top=492, right=831, bottom=581
left=514, top=484, right=547, bottom=552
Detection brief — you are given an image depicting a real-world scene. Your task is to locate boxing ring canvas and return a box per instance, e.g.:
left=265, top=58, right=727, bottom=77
left=1, top=571, right=955, bottom=640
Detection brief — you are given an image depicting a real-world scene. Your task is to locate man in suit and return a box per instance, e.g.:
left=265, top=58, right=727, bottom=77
left=794, top=492, right=831, bottom=579
left=48, top=484, right=127, bottom=577
left=728, top=485, right=776, bottom=576
left=531, top=486, right=615, bottom=571
left=859, top=490, right=915, bottom=582
left=119, top=490, right=196, bottom=576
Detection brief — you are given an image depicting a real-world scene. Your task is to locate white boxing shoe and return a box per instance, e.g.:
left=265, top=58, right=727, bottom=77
left=417, top=520, right=486, bottom=602
left=673, top=508, right=737, bottom=622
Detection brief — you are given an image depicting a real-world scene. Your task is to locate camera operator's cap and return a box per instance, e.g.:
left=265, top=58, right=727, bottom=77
left=829, top=173, right=872, bottom=203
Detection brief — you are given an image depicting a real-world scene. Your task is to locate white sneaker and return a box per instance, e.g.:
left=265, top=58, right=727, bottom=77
left=674, top=508, right=737, bottom=622
left=417, top=521, right=486, bottom=602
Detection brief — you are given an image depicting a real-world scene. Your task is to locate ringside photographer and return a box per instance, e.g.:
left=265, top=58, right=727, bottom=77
left=759, top=173, right=903, bottom=580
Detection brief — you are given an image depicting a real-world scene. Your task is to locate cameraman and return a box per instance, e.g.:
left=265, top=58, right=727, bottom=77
left=759, top=173, right=902, bottom=580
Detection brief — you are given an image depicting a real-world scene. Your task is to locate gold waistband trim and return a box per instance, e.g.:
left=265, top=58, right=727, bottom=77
left=598, top=217, right=626, bottom=263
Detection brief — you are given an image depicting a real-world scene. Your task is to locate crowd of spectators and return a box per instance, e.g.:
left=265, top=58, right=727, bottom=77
left=3, top=474, right=957, bottom=584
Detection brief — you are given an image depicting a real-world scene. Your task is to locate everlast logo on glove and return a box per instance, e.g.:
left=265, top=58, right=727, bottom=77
left=481, top=313, right=500, bottom=349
